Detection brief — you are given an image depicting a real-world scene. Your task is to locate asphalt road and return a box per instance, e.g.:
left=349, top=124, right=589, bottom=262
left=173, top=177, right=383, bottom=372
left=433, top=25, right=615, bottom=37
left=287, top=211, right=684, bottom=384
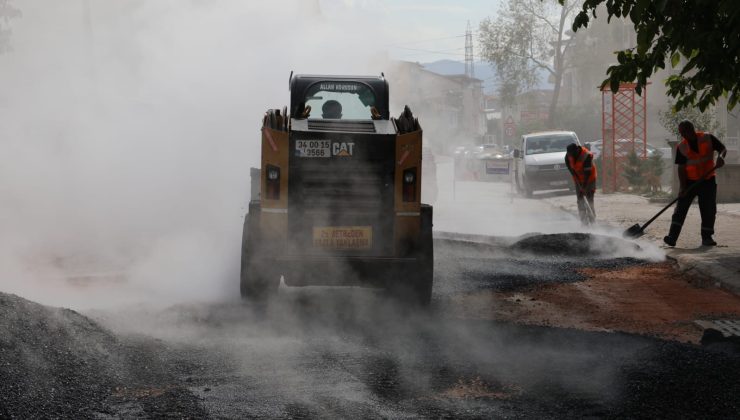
left=75, top=235, right=738, bottom=419
left=3, top=179, right=740, bottom=418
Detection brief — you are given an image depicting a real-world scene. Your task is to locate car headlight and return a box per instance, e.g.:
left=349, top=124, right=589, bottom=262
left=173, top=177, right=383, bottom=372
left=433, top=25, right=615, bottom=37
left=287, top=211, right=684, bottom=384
left=526, top=165, right=539, bottom=172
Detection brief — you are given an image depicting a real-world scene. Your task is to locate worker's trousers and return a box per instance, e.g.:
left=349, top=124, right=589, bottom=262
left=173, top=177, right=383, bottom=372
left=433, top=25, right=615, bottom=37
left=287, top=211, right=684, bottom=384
left=576, top=190, right=595, bottom=224
left=667, top=177, right=717, bottom=240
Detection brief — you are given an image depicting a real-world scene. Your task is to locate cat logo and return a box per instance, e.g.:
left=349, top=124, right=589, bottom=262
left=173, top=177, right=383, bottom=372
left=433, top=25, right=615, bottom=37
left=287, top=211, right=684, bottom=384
left=332, top=142, right=355, bottom=157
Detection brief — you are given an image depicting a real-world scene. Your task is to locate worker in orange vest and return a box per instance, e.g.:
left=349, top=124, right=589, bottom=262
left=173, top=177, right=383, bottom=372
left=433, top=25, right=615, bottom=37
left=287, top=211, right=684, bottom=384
left=664, top=120, right=727, bottom=247
left=565, top=143, right=597, bottom=224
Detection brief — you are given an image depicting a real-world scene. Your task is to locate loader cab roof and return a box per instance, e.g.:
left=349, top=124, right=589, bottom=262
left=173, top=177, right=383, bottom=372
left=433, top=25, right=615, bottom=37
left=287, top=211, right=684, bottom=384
left=290, top=74, right=390, bottom=120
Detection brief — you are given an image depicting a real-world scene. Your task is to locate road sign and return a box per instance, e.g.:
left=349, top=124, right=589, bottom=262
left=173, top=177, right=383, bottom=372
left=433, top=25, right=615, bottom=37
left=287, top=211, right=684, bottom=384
left=504, top=115, right=516, bottom=137
left=504, top=126, right=515, bottom=137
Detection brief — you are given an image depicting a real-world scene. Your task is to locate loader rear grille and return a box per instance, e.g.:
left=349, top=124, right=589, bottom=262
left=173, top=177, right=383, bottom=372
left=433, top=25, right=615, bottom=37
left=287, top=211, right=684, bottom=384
left=288, top=159, right=394, bottom=255
left=292, top=161, right=391, bottom=212
left=307, top=119, right=376, bottom=133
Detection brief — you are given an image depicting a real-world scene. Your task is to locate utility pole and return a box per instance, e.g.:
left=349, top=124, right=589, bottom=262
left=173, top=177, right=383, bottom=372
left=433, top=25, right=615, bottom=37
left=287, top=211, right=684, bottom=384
left=464, top=21, right=474, bottom=80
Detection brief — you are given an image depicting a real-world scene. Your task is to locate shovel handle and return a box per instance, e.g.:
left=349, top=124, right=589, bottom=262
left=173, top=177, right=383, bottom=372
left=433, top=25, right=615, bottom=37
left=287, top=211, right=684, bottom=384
left=637, top=163, right=719, bottom=232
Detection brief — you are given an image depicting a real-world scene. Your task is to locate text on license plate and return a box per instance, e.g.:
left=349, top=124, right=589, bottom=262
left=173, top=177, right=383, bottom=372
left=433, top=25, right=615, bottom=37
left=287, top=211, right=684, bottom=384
left=313, top=226, right=372, bottom=250
left=296, top=140, right=330, bottom=158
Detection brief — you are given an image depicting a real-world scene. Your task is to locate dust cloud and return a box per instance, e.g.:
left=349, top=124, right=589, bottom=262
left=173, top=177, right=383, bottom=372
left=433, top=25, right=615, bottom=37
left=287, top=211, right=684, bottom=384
left=0, top=1, right=393, bottom=309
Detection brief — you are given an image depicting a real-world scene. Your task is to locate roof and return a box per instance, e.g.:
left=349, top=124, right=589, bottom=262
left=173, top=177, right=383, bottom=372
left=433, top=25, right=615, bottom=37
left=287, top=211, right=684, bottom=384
left=523, top=130, right=577, bottom=137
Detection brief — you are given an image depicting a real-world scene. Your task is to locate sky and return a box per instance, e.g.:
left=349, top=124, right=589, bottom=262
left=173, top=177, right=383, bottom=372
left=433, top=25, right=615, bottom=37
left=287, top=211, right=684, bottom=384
left=321, top=0, right=504, bottom=63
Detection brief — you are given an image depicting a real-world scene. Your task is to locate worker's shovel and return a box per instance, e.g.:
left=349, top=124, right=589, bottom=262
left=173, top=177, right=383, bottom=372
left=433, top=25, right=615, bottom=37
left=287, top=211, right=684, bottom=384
left=576, top=182, right=596, bottom=225
left=623, top=163, right=720, bottom=238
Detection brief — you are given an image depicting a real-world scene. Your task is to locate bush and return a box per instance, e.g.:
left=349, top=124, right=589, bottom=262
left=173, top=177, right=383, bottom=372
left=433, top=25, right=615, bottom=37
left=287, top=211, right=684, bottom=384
left=621, top=149, right=665, bottom=194
left=622, top=150, right=645, bottom=191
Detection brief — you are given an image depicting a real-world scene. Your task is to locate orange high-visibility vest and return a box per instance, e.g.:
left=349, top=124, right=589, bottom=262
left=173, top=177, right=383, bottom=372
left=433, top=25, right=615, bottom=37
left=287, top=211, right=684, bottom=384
left=677, top=131, right=715, bottom=180
left=568, top=146, right=597, bottom=188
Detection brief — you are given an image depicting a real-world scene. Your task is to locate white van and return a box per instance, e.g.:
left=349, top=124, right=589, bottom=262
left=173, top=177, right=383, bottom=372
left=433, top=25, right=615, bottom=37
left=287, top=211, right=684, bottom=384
left=512, top=131, right=580, bottom=197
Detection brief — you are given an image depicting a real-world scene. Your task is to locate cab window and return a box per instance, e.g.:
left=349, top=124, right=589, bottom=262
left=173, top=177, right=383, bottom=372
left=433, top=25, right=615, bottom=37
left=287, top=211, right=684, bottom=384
left=304, top=81, right=376, bottom=120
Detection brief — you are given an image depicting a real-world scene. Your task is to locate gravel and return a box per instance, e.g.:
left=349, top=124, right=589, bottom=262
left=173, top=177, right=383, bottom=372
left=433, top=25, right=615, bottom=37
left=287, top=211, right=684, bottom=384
left=0, top=292, right=207, bottom=418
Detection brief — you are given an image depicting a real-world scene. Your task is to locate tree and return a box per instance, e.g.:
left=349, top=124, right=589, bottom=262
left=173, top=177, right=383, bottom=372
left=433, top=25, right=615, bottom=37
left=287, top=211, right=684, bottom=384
left=479, top=0, right=581, bottom=125
left=566, top=0, right=740, bottom=112
left=644, top=151, right=664, bottom=194
left=622, top=149, right=645, bottom=191
left=658, top=101, right=723, bottom=140
left=0, top=0, right=21, bottom=53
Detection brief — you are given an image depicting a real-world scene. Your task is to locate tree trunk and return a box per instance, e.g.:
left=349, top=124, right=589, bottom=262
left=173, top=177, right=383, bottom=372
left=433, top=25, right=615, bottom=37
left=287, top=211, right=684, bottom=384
left=547, top=1, right=569, bottom=127
left=548, top=69, right=563, bottom=127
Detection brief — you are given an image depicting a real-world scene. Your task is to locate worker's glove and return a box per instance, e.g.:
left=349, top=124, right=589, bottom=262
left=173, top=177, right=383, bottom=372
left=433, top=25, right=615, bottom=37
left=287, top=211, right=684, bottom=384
left=716, top=156, right=725, bottom=169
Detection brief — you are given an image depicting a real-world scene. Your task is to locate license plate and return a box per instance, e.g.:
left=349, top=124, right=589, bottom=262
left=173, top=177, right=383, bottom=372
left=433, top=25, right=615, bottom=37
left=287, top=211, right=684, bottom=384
left=313, top=226, right=372, bottom=250
left=296, top=140, right=330, bottom=158
left=550, top=180, right=568, bottom=186
left=485, top=160, right=509, bottom=174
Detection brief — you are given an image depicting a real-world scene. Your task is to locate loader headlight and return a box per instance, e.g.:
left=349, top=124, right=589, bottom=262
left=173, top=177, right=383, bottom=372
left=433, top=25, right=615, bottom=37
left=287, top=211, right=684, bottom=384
left=265, top=165, right=281, bottom=200
left=402, top=167, right=417, bottom=202
left=267, top=167, right=280, bottom=180
left=403, top=171, right=415, bottom=184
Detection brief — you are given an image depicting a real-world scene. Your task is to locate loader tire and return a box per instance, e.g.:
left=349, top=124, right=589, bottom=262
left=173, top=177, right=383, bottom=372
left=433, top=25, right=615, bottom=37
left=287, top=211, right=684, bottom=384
left=239, top=205, right=279, bottom=301
left=415, top=203, right=434, bottom=305
left=392, top=204, right=434, bottom=306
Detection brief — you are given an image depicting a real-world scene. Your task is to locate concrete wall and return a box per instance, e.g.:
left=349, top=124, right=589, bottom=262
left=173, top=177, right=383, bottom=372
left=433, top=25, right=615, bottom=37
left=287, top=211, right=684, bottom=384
left=717, top=164, right=740, bottom=203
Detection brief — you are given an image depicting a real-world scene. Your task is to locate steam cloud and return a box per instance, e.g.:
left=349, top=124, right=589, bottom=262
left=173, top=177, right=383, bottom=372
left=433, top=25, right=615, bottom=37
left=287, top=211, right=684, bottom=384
left=0, top=1, right=392, bottom=309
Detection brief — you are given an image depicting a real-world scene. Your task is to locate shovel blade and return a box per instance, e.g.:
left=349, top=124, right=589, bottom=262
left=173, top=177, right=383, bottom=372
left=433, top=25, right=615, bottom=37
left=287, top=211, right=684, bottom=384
left=623, top=224, right=644, bottom=238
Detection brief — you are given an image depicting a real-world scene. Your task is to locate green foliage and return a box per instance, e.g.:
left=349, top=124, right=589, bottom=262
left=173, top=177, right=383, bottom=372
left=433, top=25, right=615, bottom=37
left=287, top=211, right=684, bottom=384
left=564, top=0, right=740, bottom=112
left=622, top=149, right=645, bottom=190
left=658, top=101, right=723, bottom=139
left=621, top=148, right=665, bottom=193
left=479, top=0, right=579, bottom=108
left=0, top=0, right=21, bottom=54
left=644, top=151, right=664, bottom=193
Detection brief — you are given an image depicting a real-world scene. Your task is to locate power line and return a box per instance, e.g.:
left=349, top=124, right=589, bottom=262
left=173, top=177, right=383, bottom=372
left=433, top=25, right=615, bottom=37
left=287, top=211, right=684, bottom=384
left=385, top=34, right=466, bottom=47
left=390, top=45, right=483, bottom=58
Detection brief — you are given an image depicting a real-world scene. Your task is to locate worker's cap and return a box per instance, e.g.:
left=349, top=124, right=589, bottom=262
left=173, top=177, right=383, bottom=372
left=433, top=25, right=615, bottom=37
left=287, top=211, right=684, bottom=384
left=566, top=143, right=580, bottom=155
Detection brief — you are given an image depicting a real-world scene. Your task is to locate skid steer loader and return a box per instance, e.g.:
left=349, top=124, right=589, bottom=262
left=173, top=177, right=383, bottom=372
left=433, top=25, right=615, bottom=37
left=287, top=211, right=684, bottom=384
left=240, top=73, right=433, bottom=305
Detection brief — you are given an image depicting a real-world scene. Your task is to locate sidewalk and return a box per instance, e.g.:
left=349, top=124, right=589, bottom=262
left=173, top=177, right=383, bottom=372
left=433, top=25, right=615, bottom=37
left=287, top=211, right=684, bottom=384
left=543, top=192, right=740, bottom=294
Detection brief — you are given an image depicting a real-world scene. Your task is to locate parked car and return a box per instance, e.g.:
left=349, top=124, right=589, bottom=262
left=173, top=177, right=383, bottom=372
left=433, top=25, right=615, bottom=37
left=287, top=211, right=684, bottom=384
left=512, top=131, right=580, bottom=197
left=586, top=139, right=671, bottom=160
left=475, top=144, right=512, bottom=181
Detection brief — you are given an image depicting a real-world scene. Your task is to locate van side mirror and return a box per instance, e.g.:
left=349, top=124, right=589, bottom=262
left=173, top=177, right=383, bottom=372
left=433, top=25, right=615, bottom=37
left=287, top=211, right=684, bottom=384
left=513, top=149, right=520, bottom=159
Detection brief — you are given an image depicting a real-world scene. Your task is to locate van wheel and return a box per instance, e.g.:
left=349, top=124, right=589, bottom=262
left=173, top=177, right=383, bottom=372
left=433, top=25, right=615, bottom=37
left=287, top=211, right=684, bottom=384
left=521, top=178, right=534, bottom=198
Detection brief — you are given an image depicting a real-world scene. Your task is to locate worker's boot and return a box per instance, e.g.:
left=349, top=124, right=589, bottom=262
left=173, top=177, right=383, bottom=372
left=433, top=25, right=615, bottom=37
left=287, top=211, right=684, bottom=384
left=663, top=223, right=681, bottom=247
left=701, top=235, right=717, bottom=247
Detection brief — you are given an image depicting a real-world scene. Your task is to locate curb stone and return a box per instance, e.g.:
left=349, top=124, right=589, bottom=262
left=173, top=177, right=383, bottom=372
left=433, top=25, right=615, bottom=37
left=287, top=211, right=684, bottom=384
left=668, top=249, right=740, bottom=295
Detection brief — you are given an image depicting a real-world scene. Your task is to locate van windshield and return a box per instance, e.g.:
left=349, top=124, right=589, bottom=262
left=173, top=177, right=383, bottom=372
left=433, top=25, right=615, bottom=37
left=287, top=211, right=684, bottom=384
left=525, top=135, right=576, bottom=155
